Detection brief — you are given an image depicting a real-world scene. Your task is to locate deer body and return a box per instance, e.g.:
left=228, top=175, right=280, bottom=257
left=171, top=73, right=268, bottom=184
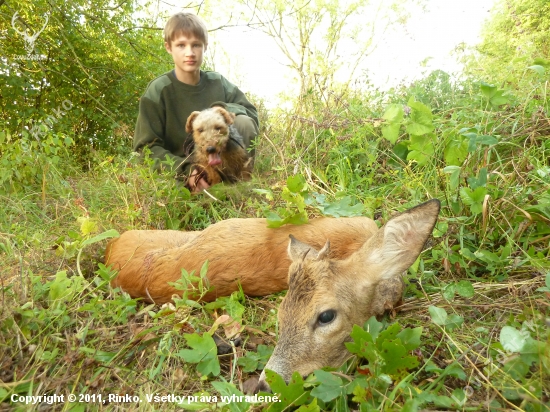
left=257, top=199, right=440, bottom=390
left=106, top=217, right=379, bottom=303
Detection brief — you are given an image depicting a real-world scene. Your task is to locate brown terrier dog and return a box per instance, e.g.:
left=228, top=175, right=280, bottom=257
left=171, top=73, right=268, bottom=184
left=186, top=107, right=252, bottom=186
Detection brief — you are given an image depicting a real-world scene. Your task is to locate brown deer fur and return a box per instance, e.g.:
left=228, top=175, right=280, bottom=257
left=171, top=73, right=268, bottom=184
left=257, top=199, right=441, bottom=390
left=106, top=216, right=380, bottom=303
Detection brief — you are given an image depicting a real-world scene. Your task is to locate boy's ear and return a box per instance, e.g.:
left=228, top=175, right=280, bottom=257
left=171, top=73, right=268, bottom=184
left=164, top=41, right=172, bottom=53
left=186, top=111, right=201, bottom=133
left=213, top=107, right=234, bottom=126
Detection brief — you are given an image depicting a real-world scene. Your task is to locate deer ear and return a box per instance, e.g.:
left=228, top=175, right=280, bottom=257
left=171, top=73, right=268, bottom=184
left=186, top=111, right=201, bottom=133
left=361, top=199, right=440, bottom=281
left=287, top=235, right=330, bottom=262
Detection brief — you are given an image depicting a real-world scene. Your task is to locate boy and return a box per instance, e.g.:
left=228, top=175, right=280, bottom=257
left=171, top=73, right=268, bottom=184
left=133, top=12, right=259, bottom=192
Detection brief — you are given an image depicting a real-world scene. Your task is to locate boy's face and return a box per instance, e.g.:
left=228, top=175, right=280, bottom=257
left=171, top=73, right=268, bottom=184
left=165, top=32, right=206, bottom=83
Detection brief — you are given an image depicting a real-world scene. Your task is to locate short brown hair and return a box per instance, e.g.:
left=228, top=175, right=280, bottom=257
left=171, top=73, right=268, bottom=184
left=164, top=13, right=208, bottom=45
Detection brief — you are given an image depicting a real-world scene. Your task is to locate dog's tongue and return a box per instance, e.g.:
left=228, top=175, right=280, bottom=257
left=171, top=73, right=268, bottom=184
left=208, top=153, right=222, bottom=166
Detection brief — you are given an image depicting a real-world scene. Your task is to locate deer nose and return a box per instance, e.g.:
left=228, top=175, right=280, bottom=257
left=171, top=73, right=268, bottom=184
left=206, top=146, right=217, bottom=154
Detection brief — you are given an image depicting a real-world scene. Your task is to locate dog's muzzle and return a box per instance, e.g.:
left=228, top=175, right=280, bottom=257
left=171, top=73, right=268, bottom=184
left=206, top=146, right=217, bottom=154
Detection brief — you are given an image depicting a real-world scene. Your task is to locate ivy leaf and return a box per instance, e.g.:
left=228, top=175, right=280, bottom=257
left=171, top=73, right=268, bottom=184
left=382, top=104, right=404, bottom=122
left=265, top=370, right=309, bottom=411
left=295, top=398, right=320, bottom=411
left=310, top=370, right=345, bottom=402
left=500, top=326, right=527, bottom=352
left=363, top=316, right=383, bottom=340
left=406, top=98, right=434, bottom=135
left=376, top=322, right=402, bottom=351
left=380, top=339, right=419, bottom=377
left=78, top=217, right=98, bottom=236
left=176, top=333, right=220, bottom=376
left=345, top=324, right=377, bottom=364
left=444, top=136, right=469, bottom=166
left=287, top=174, right=307, bottom=193
left=396, top=327, right=423, bottom=351
left=407, top=134, right=435, bottom=166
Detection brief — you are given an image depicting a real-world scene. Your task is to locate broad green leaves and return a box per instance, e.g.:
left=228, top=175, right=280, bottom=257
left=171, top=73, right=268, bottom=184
left=428, top=306, right=464, bottom=330
left=176, top=333, right=220, bottom=377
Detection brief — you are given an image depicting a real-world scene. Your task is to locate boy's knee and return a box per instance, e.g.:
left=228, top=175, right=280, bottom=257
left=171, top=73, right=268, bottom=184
left=233, top=115, right=259, bottom=157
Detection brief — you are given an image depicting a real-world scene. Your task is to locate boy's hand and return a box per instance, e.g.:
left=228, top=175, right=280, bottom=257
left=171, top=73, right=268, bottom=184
left=188, top=168, right=211, bottom=193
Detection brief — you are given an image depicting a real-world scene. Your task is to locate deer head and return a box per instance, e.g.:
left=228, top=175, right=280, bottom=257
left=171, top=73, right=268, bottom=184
left=257, top=199, right=440, bottom=391
left=11, top=12, right=49, bottom=55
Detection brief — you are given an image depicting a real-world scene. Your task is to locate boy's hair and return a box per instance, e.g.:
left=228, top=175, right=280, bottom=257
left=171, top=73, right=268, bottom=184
left=164, top=13, right=208, bottom=45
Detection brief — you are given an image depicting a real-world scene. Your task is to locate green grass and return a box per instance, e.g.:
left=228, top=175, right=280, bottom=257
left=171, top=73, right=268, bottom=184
left=0, top=73, right=549, bottom=411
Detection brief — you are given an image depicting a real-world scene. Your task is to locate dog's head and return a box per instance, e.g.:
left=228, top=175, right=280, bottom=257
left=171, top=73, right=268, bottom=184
left=186, top=107, right=235, bottom=166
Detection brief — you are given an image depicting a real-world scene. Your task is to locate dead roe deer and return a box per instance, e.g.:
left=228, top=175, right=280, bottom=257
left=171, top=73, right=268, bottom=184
left=257, top=199, right=440, bottom=391
left=106, top=216, right=382, bottom=303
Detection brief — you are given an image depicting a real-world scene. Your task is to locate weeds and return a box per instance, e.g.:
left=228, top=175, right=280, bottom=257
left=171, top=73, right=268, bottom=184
left=1, top=65, right=549, bottom=411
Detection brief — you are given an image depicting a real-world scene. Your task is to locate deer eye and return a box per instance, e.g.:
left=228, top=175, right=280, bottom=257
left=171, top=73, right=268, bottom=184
left=318, top=310, right=336, bottom=325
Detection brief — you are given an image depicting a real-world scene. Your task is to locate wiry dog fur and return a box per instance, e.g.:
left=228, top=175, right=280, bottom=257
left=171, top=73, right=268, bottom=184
left=186, top=107, right=252, bottom=185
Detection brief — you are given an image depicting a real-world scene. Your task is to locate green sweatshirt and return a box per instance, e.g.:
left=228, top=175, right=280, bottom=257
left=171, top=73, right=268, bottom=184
left=133, top=70, right=259, bottom=174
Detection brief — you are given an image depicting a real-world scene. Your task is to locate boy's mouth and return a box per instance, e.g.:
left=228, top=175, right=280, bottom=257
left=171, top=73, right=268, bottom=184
left=208, top=153, right=222, bottom=166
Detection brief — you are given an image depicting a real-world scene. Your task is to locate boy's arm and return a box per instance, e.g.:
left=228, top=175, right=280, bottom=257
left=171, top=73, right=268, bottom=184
left=212, top=77, right=259, bottom=127
left=133, top=96, right=191, bottom=175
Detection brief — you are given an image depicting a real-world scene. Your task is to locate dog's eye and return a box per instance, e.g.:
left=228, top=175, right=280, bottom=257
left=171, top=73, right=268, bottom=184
left=198, top=128, right=204, bottom=133
left=215, top=126, right=221, bottom=131
left=318, top=310, right=336, bottom=325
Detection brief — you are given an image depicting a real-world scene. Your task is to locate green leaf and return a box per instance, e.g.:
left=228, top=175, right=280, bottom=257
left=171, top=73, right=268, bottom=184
left=363, top=316, right=383, bottom=340
left=406, top=98, right=434, bottom=135
left=212, top=381, right=250, bottom=412
left=443, top=166, right=461, bottom=191
left=237, top=356, right=258, bottom=373
left=382, top=104, right=404, bottom=122
left=382, top=122, right=401, bottom=144
left=320, top=196, right=364, bottom=217
left=265, top=370, right=309, bottom=411
left=345, top=324, right=377, bottom=364
left=380, top=339, right=419, bottom=377
left=396, top=327, right=423, bottom=351
left=287, top=174, right=307, bottom=193
left=401, top=398, right=420, bottom=412
left=444, top=137, right=469, bottom=166
left=428, top=306, right=448, bottom=326
left=446, top=314, right=464, bottom=330
left=79, top=217, right=98, bottom=236
left=441, top=362, right=466, bottom=380
left=500, top=326, right=527, bottom=353
left=407, top=134, right=435, bottom=166
left=442, top=284, right=456, bottom=301
left=176, top=333, right=220, bottom=376
left=310, top=370, right=345, bottom=402
left=295, top=398, right=320, bottom=411
left=455, top=280, right=475, bottom=298
left=266, top=212, right=284, bottom=228
left=80, top=229, right=120, bottom=247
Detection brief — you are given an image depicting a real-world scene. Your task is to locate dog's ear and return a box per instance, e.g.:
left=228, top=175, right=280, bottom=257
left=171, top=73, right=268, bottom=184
left=213, top=107, right=235, bottom=126
left=186, top=111, right=201, bottom=133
